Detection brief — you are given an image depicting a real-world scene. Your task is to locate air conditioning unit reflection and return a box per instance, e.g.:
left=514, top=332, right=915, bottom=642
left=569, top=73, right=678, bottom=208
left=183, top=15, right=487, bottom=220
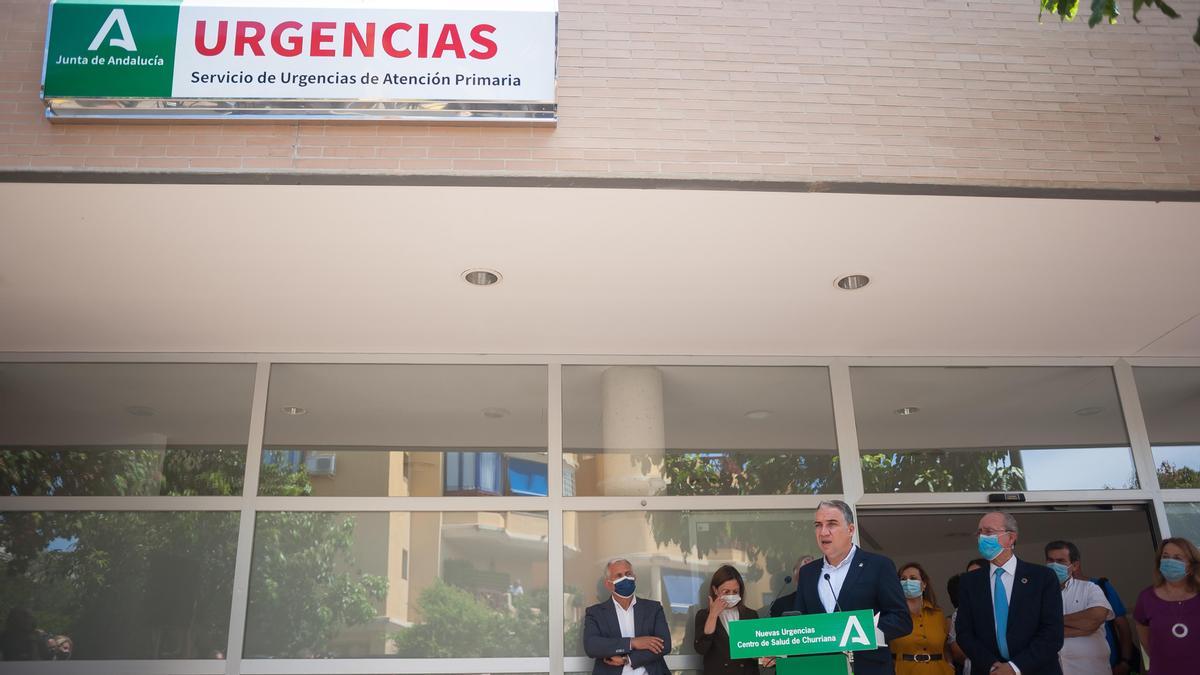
left=306, top=454, right=337, bottom=476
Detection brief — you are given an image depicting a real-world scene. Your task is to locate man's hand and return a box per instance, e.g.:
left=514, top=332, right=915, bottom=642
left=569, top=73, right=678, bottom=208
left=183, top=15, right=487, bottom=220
left=989, top=662, right=1017, bottom=675
left=1111, top=663, right=1131, bottom=675
left=758, top=656, right=777, bottom=668
left=604, top=655, right=626, bottom=666
left=630, top=636, right=664, bottom=653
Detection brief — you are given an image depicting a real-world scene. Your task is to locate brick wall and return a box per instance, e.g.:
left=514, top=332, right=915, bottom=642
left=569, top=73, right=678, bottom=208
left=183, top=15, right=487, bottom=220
left=2, top=0, right=1198, bottom=188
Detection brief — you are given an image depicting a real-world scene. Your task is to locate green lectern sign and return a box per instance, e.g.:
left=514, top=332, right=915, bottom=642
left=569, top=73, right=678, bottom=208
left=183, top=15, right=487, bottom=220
left=727, top=610, right=877, bottom=659
left=728, top=611, right=877, bottom=675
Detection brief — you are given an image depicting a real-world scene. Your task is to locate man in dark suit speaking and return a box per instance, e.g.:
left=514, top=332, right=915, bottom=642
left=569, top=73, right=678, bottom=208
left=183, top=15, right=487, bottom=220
left=583, top=558, right=672, bottom=675
left=955, top=511, right=1064, bottom=675
left=787, top=500, right=912, bottom=675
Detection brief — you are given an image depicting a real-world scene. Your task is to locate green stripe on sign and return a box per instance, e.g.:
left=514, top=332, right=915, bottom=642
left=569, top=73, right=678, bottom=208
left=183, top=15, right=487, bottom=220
left=44, top=1, right=180, bottom=98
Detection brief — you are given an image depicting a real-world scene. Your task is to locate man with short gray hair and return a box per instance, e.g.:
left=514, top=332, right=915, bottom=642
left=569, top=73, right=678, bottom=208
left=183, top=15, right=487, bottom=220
left=582, top=558, right=671, bottom=675
left=955, top=511, right=1064, bottom=675
left=786, top=500, right=911, bottom=675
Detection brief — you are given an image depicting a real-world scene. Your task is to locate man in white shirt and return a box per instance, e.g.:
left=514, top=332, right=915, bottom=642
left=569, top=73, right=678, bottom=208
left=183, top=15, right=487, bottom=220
left=786, top=500, right=911, bottom=675
left=582, top=558, right=672, bottom=675
left=1044, top=541, right=1114, bottom=675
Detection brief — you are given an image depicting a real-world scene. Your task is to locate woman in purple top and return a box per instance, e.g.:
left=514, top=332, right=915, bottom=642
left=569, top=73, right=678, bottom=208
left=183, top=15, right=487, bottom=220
left=1133, top=537, right=1200, bottom=675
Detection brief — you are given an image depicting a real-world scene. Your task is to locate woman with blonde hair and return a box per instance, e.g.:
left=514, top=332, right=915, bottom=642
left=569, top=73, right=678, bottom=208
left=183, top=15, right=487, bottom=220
left=889, top=562, right=952, bottom=675
left=1133, top=537, right=1200, bottom=675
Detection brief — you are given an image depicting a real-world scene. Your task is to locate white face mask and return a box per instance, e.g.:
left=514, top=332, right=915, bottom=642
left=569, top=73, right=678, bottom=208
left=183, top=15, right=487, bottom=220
left=721, top=594, right=741, bottom=607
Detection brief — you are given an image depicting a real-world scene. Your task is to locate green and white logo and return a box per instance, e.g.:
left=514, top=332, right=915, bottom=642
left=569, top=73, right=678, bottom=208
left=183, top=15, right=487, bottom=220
left=88, top=9, right=138, bottom=51
left=43, top=0, right=179, bottom=98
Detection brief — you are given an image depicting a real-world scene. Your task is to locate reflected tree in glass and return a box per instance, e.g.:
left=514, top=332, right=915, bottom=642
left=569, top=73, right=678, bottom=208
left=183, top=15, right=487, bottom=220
left=644, top=453, right=838, bottom=589
left=0, top=447, right=247, bottom=497
left=860, top=449, right=1026, bottom=493
left=656, top=451, right=840, bottom=497
left=389, top=580, right=548, bottom=657
left=0, top=458, right=388, bottom=659
left=1158, top=460, right=1200, bottom=489
left=0, top=510, right=239, bottom=659
left=244, top=513, right=387, bottom=658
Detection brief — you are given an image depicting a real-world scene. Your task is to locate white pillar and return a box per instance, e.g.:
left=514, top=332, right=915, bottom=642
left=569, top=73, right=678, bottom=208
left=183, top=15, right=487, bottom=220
left=600, top=366, right=666, bottom=496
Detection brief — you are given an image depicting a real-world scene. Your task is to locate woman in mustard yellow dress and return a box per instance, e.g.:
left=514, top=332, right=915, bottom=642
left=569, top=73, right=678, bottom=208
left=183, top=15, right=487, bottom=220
left=890, top=562, right=954, bottom=675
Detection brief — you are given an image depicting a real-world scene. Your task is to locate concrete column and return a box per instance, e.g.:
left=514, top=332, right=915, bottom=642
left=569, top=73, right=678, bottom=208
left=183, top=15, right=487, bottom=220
left=600, top=366, right=666, bottom=496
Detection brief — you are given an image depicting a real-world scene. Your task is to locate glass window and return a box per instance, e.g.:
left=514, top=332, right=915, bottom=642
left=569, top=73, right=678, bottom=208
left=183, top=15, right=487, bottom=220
left=1133, top=367, right=1200, bottom=489
left=0, top=511, right=239, bottom=659
left=258, top=364, right=547, bottom=497
left=563, top=509, right=819, bottom=657
left=851, top=367, right=1135, bottom=492
left=1166, top=503, right=1200, bottom=543
left=563, top=366, right=839, bottom=496
left=0, top=363, right=255, bottom=496
left=244, top=511, right=549, bottom=658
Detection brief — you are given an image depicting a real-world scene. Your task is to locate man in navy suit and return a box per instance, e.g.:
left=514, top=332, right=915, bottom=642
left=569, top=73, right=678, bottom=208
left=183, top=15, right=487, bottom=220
left=582, top=558, right=672, bottom=675
left=955, top=512, right=1064, bottom=675
left=787, top=500, right=912, bottom=675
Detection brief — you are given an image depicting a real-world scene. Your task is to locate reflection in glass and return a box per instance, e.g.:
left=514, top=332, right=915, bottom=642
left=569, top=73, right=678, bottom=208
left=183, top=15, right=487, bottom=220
left=259, top=364, right=547, bottom=497
left=1165, top=503, right=1200, bottom=545
left=2, top=447, right=247, bottom=497
left=244, top=511, right=549, bottom=658
left=851, top=367, right=1135, bottom=492
left=563, top=510, right=818, bottom=657
left=1133, top=367, right=1200, bottom=489
left=0, top=511, right=239, bottom=659
left=0, top=363, right=255, bottom=496
left=563, top=367, right=839, bottom=496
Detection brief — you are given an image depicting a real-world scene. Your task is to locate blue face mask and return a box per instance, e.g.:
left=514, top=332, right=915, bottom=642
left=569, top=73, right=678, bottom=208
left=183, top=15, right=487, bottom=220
left=1160, top=558, right=1189, bottom=582
left=978, top=534, right=1004, bottom=561
left=900, top=579, right=923, bottom=599
left=613, top=576, right=636, bottom=598
left=1047, top=562, right=1071, bottom=584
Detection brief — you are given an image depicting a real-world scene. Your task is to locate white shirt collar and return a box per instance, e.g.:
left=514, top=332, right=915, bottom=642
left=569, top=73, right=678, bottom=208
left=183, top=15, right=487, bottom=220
left=990, top=554, right=1017, bottom=577
left=823, top=544, right=857, bottom=571
left=612, top=595, right=637, bottom=613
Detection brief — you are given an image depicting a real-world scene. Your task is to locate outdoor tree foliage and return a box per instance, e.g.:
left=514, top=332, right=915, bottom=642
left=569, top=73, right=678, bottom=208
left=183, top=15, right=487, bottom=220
left=0, top=448, right=386, bottom=659
left=1038, top=0, right=1199, bottom=46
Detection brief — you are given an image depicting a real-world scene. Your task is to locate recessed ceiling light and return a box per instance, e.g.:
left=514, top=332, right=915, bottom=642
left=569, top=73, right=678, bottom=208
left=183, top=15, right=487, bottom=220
left=744, top=410, right=772, bottom=420
left=835, top=274, right=870, bottom=290
left=482, top=407, right=510, bottom=419
left=463, top=268, right=501, bottom=286
left=1073, top=406, right=1104, bottom=416
left=281, top=406, right=308, bottom=416
left=126, top=405, right=157, bottom=417
left=894, top=406, right=920, bottom=416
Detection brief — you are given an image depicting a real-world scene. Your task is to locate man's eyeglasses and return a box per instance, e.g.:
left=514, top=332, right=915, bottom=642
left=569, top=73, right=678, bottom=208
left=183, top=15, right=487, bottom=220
left=977, top=529, right=1012, bottom=536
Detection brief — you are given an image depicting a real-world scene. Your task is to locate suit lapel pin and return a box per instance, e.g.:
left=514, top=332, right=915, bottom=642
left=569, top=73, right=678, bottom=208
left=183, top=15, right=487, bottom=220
left=1021, top=577, right=1028, bottom=584
left=858, top=562, right=864, bottom=567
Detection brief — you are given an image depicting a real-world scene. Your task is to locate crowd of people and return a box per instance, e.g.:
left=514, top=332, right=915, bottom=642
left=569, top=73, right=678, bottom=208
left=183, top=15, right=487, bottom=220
left=582, top=503, right=1200, bottom=675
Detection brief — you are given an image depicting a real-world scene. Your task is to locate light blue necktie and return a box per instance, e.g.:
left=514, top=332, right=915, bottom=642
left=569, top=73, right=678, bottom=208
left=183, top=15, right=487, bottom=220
left=993, top=567, right=1010, bottom=660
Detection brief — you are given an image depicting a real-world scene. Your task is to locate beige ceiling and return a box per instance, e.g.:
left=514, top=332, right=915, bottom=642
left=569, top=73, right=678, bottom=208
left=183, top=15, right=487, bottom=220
left=1, top=182, right=1199, bottom=357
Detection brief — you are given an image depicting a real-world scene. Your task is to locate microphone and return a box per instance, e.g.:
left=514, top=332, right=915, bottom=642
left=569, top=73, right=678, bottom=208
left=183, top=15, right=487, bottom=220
left=823, top=573, right=843, bottom=613
left=824, top=573, right=854, bottom=671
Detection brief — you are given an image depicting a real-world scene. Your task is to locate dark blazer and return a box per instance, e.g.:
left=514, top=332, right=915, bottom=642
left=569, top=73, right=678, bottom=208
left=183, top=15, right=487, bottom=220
left=583, top=596, right=672, bottom=675
left=768, top=591, right=797, bottom=618
left=789, top=548, right=913, bottom=675
left=694, top=604, right=760, bottom=675
left=953, top=558, right=1064, bottom=675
